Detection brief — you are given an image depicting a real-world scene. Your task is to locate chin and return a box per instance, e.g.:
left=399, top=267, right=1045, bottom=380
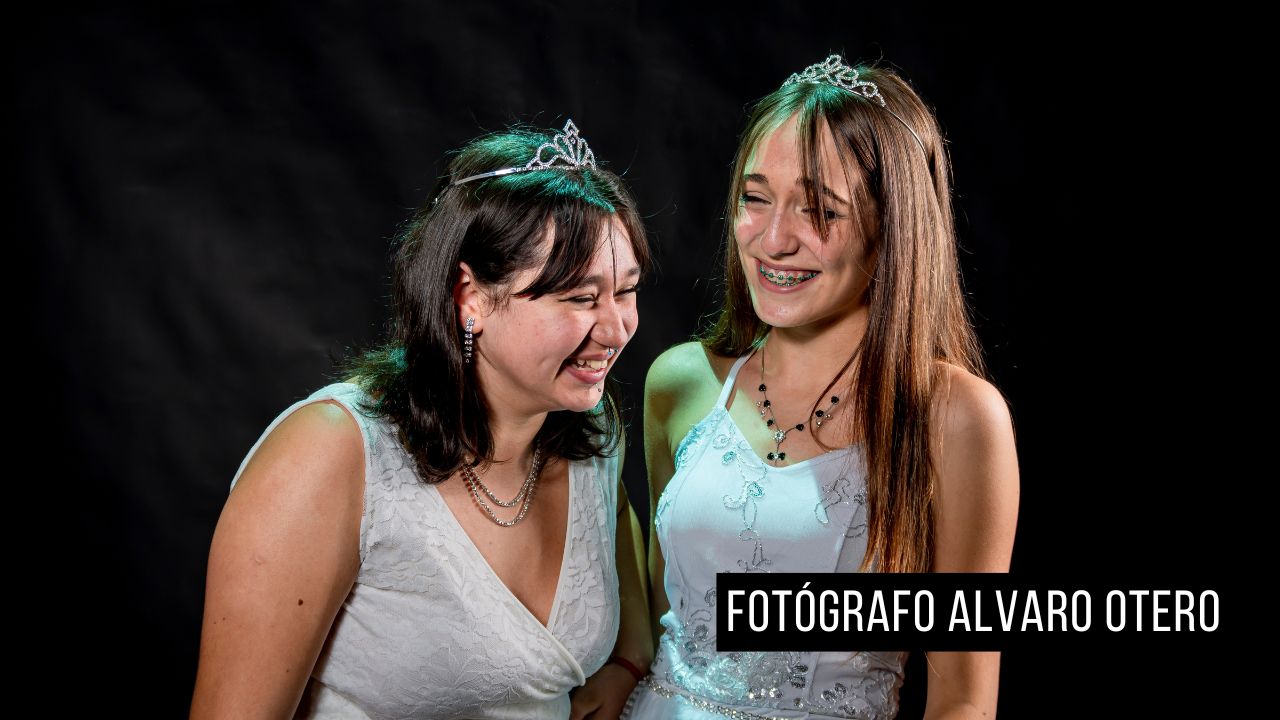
left=750, top=295, right=810, bottom=328
left=556, top=390, right=603, bottom=414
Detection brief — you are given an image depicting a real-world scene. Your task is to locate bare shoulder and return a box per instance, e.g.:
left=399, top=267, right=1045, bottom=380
left=233, top=400, right=366, bottom=497
left=648, top=339, right=740, bottom=393
left=216, top=394, right=366, bottom=568
left=217, top=399, right=367, bottom=570
left=646, top=341, right=718, bottom=395
left=214, top=397, right=366, bottom=601
left=928, top=362, right=1019, bottom=510
left=931, top=362, right=1015, bottom=445
left=646, top=341, right=738, bottom=422
left=286, top=399, right=365, bottom=440
left=929, top=362, right=1019, bottom=572
left=643, top=342, right=735, bottom=466
left=224, top=400, right=367, bottom=552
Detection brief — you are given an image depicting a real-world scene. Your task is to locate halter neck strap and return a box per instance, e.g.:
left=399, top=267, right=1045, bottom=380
left=714, top=352, right=755, bottom=411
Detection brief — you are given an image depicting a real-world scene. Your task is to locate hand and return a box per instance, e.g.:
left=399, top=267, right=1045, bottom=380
left=570, top=663, right=639, bottom=720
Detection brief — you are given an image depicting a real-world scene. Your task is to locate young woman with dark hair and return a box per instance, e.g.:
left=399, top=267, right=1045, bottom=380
left=192, top=120, right=654, bottom=719
left=624, top=57, right=1019, bottom=719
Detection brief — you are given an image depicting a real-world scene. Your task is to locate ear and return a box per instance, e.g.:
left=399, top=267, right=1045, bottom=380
left=453, top=261, right=487, bottom=332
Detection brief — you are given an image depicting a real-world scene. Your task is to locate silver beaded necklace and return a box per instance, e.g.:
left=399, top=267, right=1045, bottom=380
left=460, top=441, right=544, bottom=527
left=754, top=342, right=842, bottom=465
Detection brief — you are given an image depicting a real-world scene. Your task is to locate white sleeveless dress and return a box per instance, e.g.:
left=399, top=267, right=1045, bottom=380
left=622, top=354, right=906, bottom=720
left=228, top=382, right=622, bottom=719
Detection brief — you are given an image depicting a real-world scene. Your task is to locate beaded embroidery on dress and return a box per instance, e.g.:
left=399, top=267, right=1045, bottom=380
left=624, top=354, right=905, bottom=720
left=228, top=382, right=621, bottom=719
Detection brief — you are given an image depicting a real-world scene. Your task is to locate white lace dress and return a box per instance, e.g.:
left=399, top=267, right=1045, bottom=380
left=229, top=382, right=621, bottom=719
left=622, top=354, right=905, bottom=720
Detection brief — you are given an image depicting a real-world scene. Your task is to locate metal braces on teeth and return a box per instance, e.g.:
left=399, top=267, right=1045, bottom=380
left=758, top=265, right=818, bottom=286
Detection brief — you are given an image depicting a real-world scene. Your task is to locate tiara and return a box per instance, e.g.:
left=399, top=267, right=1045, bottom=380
left=785, top=55, right=887, bottom=106
left=451, top=119, right=598, bottom=186
left=783, top=55, right=927, bottom=156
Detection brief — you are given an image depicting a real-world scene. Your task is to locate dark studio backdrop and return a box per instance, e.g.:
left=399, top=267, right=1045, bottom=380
left=18, top=2, right=1255, bottom=717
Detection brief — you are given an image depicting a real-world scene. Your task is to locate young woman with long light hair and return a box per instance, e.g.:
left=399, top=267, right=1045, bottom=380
left=625, top=57, right=1019, bottom=719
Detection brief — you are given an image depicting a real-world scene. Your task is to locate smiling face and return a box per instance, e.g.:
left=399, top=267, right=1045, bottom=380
left=735, top=112, right=877, bottom=330
left=467, top=214, right=640, bottom=416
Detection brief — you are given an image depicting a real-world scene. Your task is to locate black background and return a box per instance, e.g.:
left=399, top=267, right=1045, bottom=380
left=17, top=2, right=1257, bottom=717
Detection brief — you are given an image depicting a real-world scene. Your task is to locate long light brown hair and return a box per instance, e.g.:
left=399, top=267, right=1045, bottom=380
left=703, top=65, right=985, bottom=573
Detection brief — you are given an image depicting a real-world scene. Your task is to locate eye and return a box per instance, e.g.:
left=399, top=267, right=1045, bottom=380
left=740, top=192, right=768, bottom=205
left=803, top=207, right=843, bottom=221
left=616, top=286, right=639, bottom=297
left=565, top=295, right=597, bottom=305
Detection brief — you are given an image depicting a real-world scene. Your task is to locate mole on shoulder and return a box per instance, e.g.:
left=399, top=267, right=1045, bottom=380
left=298, top=599, right=304, bottom=606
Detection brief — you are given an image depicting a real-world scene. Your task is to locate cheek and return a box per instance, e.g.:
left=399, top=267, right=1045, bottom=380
left=547, top=318, right=588, bottom=351
left=508, top=311, right=570, bottom=354
left=623, top=306, right=639, bottom=336
left=813, top=234, right=860, bottom=272
left=551, top=313, right=595, bottom=349
left=734, top=215, right=757, bottom=247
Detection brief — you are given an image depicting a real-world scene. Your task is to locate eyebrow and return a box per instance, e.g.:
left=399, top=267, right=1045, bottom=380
left=576, top=266, right=643, bottom=286
left=743, top=172, right=849, bottom=206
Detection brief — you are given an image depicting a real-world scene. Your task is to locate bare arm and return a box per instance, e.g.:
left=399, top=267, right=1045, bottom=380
left=640, top=342, right=710, bottom=650
left=190, top=401, right=365, bottom=719
left=922, top=368, right=1020, bottom=720
left=643, top=362, right=678, bottom=650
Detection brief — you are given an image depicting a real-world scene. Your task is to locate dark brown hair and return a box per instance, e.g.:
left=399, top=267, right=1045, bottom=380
left=341, top=126, right=651, bottom=483
left=704, top=66, right=986, bottom=573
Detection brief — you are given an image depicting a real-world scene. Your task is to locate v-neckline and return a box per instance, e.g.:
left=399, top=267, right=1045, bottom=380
left=429, top=460, right=576, bottom=632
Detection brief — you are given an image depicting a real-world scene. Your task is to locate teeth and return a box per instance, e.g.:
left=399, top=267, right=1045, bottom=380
left=571, top=358, right=608, bottom=370
left=758, top=264, right=818, bottom=286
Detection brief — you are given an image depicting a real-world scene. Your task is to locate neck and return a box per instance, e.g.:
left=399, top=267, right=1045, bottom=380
left=761, top=304, right=869, bottom=387
left=471, top=356, right=550, bottom=461
left=471, top=369, right=548, bottom=488
left=486, top=408, right=545, bottom=468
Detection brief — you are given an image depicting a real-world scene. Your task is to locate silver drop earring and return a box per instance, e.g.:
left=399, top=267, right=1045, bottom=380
left=463, top=317, right=474, bottom=363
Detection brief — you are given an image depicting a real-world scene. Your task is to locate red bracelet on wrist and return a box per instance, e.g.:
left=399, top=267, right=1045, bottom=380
left=606, top=655, right=646, bottom=683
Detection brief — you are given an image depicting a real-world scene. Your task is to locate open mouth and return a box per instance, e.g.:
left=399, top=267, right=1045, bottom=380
left=568, top=358, right=608, bottom=371
left=758, top=261, right=819, bottom=287
left=562, top=354, right=612, bottom=383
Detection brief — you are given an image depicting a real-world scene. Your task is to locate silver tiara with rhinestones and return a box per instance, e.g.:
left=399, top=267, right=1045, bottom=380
left=451, top=119, right=598, bottom=186
left=783, top=55, right=927, bottom=155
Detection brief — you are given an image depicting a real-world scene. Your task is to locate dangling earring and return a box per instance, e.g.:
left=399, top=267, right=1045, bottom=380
left=463, top=317, right=474, bottom=363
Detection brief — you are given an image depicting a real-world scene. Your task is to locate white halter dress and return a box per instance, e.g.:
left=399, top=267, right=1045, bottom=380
left=623, top=354, right=905, bottom=720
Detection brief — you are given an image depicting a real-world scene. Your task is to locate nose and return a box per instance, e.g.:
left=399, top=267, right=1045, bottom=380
left=759, top=203, right=802, bottom=257
left=592, top=295, right=629, bottom=350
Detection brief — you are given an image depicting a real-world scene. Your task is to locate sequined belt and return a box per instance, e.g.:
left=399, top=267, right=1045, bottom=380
left=630, top=674, right=793, bottom=720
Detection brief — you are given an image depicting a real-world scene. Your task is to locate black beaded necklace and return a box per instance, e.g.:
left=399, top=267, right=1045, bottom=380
left=754, top=342, right=841, bottom=464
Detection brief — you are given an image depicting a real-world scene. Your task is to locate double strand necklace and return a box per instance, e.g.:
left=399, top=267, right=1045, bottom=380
left=460, top=441, right=543, bottom=527
left=755, top=343, right=842, bottom=465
